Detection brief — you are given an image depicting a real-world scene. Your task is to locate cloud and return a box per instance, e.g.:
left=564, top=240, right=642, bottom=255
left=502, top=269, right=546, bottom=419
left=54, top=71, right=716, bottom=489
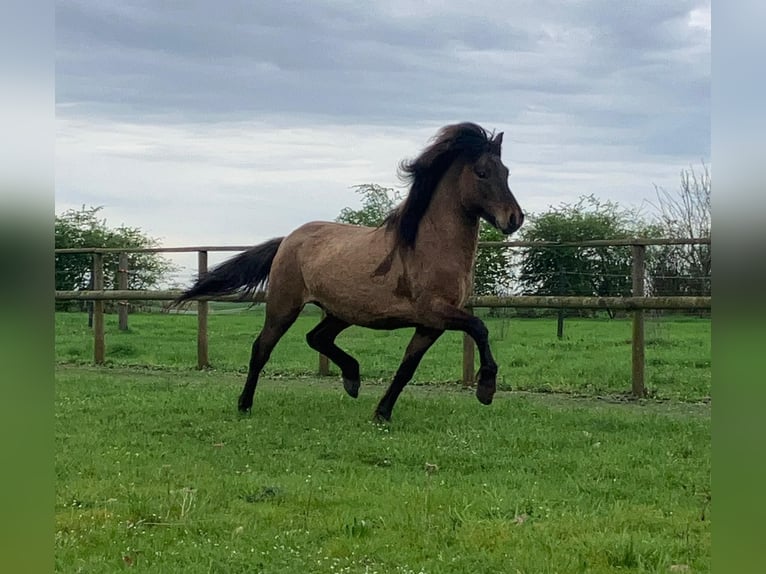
left=55, top=1, right=710, bottom=279
left=57, top=2, right=709, bottom=135
left=55, top=114, right=684, bottom=238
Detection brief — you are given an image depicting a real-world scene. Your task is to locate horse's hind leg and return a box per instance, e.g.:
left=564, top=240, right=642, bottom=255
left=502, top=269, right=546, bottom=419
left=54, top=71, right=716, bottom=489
left=305, top=314, right=360, bottom=397
left=374, top=327, right=443, bottom=422
left=238, top=303, right=302, bottom=413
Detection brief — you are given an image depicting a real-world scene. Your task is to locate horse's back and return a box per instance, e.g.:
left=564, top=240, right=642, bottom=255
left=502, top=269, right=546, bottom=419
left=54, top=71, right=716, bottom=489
left=280, top=220, right=385, bottom=266
left=269, top=221, right=412, bottom=324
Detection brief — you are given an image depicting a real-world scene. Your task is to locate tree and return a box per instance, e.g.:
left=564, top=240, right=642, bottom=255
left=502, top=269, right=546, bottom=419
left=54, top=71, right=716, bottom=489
left=472, top=223, right=513, bottom=296
left=648, top=164, right=711, bottom=297
left=517, top=196, right=650, bottom=313
left=336, top=184, right=512, bottom=295
left=337, top=184, right=402, bottom=227
left=55, top=206, right=176, bottom=308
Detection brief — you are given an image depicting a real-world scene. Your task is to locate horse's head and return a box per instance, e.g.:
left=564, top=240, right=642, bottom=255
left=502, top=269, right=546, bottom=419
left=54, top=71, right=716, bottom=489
left=460, top=132, right=524, bottom=235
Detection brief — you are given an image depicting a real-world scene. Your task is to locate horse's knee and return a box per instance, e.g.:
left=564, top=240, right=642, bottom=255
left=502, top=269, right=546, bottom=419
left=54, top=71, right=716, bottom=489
left=305, top=325, right=325, bottom=351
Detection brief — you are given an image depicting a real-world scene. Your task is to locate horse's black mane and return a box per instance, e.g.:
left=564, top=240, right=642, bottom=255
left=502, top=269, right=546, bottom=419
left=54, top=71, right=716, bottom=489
left=384, top=122, right=500, bottom=248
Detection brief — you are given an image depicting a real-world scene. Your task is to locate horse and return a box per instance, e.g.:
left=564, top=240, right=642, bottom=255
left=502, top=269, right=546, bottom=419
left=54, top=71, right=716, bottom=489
left=176, top=122, right=524, bottom=421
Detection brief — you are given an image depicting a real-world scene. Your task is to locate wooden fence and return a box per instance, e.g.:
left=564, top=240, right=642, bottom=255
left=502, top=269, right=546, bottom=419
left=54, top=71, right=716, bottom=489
left=55, top=238, right=711, bottom=397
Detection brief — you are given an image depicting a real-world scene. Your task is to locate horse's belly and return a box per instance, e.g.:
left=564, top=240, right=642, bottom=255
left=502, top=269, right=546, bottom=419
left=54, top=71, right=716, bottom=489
left=308, top=276, right=417, bottom=327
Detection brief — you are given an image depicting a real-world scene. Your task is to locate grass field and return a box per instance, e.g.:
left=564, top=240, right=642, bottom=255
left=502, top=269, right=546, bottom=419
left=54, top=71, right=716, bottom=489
left=56, top=366, right=710, bottom=573
left=55, top=309, right=711, bottom=571
left=55, top=308, right=711, bottom=401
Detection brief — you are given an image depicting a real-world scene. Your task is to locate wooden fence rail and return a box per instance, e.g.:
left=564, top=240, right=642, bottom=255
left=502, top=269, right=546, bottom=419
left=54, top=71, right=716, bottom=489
left=55, top=289, right=711, bottom=310
left=53, top=236, right=710, bottom=254
left=55, top=238, right=711, bottom=397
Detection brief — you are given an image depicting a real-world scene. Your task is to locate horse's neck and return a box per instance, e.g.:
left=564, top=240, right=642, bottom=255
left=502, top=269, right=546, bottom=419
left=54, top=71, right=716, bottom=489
left=416, top=180, right=480, bottom=272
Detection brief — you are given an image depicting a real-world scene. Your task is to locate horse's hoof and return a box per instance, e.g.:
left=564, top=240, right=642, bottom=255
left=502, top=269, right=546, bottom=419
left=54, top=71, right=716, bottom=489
left=238, top=397, right=253, bottom=413
left=476, top=385, right=495, bottom=405
left=372, top=411, right=390, bottom=424
left=343, top=377, right=360, bottom=398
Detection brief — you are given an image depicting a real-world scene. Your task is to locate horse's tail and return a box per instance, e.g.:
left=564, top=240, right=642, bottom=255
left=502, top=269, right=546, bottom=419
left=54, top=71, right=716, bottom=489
left=174, top=237, right=284, bottom=304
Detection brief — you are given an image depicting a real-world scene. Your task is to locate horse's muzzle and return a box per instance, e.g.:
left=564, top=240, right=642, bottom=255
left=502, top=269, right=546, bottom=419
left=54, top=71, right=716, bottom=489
left=501, top=211, right=524, bottom=235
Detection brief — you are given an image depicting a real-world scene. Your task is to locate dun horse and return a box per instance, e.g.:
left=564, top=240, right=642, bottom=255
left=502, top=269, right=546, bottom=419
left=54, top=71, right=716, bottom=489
left=177, top=122, right=524, bottom=421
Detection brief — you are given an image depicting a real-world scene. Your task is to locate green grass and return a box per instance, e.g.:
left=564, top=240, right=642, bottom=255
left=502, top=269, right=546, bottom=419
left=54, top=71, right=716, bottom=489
left=55, top=309, right=711, bottom=401
left=56, top=366, right=710, bottom=573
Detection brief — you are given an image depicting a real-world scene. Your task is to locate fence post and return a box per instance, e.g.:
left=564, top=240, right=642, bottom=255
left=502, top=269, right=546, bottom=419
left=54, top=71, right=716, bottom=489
left=319, top=352, right=330, bottom=376
left=92, top=253, right=105, bottom=364
left=118, top=252, right=129, bottom=331
left=631, top=244, right=647, bottom=397
left=462, top=305, right=475, bottom=387
left=197, top=250, right=209, bottom=369
left=87, top=271, right=94, bottom=328
left=318, top=310, right=331, bottom=376
left=557, top=264, right=565, bottom=339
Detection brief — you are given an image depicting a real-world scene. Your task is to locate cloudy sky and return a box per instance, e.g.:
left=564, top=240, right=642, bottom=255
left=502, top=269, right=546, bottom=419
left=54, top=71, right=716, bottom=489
left=55, top=0, right=710, bottom=276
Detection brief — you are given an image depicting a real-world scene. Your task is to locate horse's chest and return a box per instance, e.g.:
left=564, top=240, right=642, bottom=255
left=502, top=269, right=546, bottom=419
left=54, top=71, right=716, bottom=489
left=417, top=267, right=471, bottom=307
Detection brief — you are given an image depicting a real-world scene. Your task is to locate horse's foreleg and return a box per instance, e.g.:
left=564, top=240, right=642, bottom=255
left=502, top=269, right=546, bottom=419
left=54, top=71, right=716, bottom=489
left=239, top=307, right=301, bottom=413
left=374, top=327, right=443, bottom=422
left=305, top=314, right=359, bottom=397
left=427, top=302, right=498, bottom=405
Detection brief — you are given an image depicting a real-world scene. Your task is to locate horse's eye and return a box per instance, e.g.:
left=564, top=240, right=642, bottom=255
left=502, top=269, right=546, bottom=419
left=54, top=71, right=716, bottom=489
left=475, top=169, right=487, bottom=179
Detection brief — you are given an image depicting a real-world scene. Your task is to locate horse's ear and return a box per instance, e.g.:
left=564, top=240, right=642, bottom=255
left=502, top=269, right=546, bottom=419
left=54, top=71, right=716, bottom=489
left=490, top=131, right=504, bottom=155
